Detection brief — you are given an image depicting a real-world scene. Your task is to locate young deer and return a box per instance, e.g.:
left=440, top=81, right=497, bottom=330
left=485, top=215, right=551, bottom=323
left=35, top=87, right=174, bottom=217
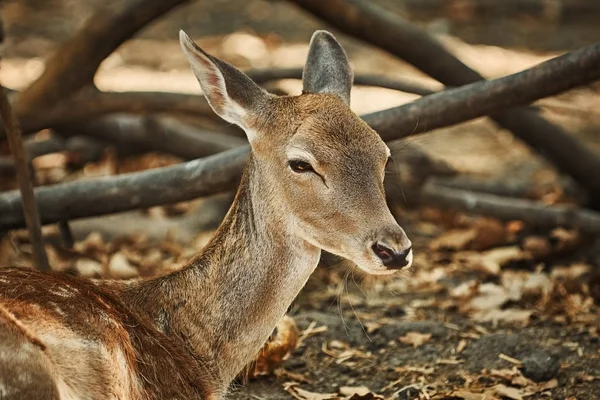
left=0, top=30, right=412, bottom=399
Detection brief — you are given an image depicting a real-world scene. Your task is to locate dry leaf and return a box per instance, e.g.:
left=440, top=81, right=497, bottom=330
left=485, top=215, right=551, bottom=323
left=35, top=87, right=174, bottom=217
left=489, top=384, right=530, bottom=400
left=471, top=246, right=527, bottom=275
left=456, top=339, right=468, bottom=353
left=75, top=258, right=104, bottom=278
left=399, top=332, right=432, bottom=348
left=339, top=386, right=370, bottom=397
left=284, top=383, right=338, bottom=400
left=429, top=229, right=476, bottom=251
left=245, top=315, right=299, bottom=379
left=449, top=390, right=491, bottom=400
left=472, top=309, right=533, bottom=325
left=470, top=283, right=509, bottom=310
left=471, top=217, right=507, bottom=250
left=108, top=252, right=139, bottom=279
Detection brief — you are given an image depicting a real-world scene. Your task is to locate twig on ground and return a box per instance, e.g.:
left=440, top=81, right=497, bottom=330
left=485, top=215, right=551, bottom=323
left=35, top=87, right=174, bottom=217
left=0, top=83, right=50, bottom=270
left=288, top=0, right=600, bottom=206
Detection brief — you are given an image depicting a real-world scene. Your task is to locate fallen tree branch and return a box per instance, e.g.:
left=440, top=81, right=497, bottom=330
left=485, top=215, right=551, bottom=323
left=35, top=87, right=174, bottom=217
left=0, top=139, right=447, bottom=230
left=0, top=136, right=112, bottom=174
left=399, top=181, right=600, bottom=234
left=289, top=0, right=600, bottom=206
left=17, top=70, right=439, bottom=135
left=362, top=42, right=600, bottom=140
left=0, top=146, right=249, bottom=230
left=247, top=67, right=439, bottom=95
left=2, top=44, right=599, bottom=228
left=14, top=0, right=192, bottom=115
left=0, top=83, right=50, bottom=270
left=430, top=175, right=586, bottom=203
left=60, top=115, right=246, bottom=161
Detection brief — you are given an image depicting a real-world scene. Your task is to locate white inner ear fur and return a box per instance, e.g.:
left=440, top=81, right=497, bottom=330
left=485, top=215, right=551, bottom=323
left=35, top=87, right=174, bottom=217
left=179, top=31, right=255, bottom=141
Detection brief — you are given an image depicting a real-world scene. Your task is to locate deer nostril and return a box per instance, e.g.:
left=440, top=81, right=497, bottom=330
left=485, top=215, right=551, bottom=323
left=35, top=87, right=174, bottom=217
left=372, top=242, right=394, bottom=264
left=372, top=242, right=412, bottom=270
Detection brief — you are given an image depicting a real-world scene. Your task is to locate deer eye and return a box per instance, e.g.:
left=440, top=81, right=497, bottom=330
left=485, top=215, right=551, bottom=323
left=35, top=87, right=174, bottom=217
left=289, top=160, right=314, bottom=173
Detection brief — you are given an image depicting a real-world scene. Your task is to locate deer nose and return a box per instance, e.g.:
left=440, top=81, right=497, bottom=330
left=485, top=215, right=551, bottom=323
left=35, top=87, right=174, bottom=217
left=371, top=242, right=413, bottom=270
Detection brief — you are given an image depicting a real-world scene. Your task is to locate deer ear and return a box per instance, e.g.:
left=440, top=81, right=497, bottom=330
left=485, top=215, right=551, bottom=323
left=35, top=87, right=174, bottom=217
left=179, top=30, right=269, bottom=142
left=302, top=30, right=353, bottom=105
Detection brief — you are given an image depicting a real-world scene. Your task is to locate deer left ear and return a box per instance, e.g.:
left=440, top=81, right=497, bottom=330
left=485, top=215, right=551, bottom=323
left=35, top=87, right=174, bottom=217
left=302, top=30, right=353, bottom=105
left=179, top=30, right=270, bottom=142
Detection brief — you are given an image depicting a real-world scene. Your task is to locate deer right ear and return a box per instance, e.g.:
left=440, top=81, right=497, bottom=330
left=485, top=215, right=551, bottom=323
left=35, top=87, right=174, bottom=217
left=179, top=30, right=269, bottom=142
left=302, top=31, right=353, bottom=105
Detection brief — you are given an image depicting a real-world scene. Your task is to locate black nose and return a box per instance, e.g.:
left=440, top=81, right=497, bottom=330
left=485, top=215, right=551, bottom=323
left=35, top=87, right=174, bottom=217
left=371, top=242, right=412, bottom=269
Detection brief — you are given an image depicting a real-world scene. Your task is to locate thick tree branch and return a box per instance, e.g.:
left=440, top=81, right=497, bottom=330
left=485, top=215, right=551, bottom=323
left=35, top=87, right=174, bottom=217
left=0, top=146, right=249, bottom=230
left=0, top=139, right=445, bottom=230
left=0, top=84, right=50, bottom=270
left=17, top=70, right=438, bottom=135
left=288, top=0, right=600, bottom=205
left=14, top=0, right=191, bottom=115
left=400, top=181, right=600, bottom=234
left=1, top=45, right=599, bottom=229
left=362, top=42, right=600, bottom=140
left=62, top=115, right=246, bottom=160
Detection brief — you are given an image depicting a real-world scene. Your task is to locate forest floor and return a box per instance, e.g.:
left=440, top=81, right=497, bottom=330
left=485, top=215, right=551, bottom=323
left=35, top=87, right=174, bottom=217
left=1, top=1, right=600, bottom=399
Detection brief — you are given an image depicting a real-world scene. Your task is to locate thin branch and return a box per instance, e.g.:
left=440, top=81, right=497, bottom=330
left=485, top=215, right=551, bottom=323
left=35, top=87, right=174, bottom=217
left=0, top=84, right=50, bottom=270
left=288, top=0, right=600, bottom=206
left=14, top=0, right=192, bottom=115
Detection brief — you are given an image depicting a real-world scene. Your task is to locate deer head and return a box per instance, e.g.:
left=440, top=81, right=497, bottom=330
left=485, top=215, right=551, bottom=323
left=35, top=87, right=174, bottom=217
left=180, top=30, right=412, bottom=275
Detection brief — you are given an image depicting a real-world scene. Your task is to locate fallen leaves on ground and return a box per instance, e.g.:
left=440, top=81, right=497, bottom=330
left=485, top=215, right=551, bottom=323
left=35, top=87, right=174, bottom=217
left=399, top=331, right=432, bottom=348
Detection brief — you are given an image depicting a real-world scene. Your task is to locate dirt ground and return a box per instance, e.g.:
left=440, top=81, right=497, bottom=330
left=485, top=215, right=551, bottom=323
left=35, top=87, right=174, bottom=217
left=1, top=1, right=600, bottom=399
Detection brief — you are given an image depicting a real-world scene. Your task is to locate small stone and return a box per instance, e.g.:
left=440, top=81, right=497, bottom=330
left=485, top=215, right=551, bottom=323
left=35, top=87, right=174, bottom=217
left=521, top=350, right=560, bottom=382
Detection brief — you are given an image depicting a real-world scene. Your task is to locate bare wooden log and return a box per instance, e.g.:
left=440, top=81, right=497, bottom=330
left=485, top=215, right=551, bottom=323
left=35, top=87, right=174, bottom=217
left=17, top=70, right=438, bottom=135
left=0, top=84, right=50, bottom=270
left=288, top=0, right=600, bottom=206
left=59, top=115, right=246, bottom=160
left=0, top=146, right=249, bottom=230
left=402, top=0, right=600, bottom=22
left=14, top=0, right=192, bottom=115
left=0, top=136, right=108, bottom=174
left=430, top=175, right=586, bottom=203
left=0, top=138, right=444, bottom=230
left=398, top=181, right=600, bottom=234
left=362, top=42, right=600, bottom=140
left=2, top=44, right=600, bottom=229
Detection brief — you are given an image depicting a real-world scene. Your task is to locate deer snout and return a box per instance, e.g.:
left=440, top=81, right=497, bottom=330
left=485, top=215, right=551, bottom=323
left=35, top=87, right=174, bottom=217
left=370, top=229, right=413, bottom=270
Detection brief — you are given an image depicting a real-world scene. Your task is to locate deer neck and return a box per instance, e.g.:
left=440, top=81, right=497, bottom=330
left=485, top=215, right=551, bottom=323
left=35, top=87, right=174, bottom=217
left=123, top=155, right=321, bottom=388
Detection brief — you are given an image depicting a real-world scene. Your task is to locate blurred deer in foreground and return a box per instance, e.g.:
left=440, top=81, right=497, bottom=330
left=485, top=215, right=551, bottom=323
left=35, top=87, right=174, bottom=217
left=0, top=30, right=412, bottom=399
